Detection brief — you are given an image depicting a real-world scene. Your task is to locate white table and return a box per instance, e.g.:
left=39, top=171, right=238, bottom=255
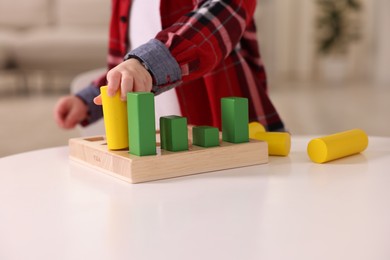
left=1, top=136, right=390, bottom=260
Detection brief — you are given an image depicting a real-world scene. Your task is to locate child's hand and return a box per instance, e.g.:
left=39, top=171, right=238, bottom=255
left=94, top=58, right=153, bottom=105
left=54, top=95, right=88, bottom=129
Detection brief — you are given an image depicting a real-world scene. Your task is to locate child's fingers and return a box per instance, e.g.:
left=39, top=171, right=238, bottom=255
left=107, top=70, right=121, bottom=96
left=142, top=69, right=153, bottom=92
left=64, top=107, right=83, bottom=129
left=133, top=70, right=152, bottom=92
left=93, top=95, right=102, bottom=105
left=54, top=109, right=66, bottom=128
left=105, top=58, right=153, bottom=101
left=64, top=116, right=78, bottom=129
left=53, top=98, right=70, bottom=128
left=120, top=75, right=134, bottom=101
left=133, top=75, right=145, bottom=92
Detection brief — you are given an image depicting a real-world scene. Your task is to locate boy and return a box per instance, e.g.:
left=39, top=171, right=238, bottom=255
left=54, top=0, right=284, bottom=131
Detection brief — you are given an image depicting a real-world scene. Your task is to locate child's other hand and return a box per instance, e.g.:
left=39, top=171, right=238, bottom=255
left=95, top=58, right=153, bottom=105
left=54, top=95, right=88, bottom=129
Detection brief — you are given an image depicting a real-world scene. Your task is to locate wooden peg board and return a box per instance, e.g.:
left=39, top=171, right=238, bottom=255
left=69, top=134, right=268, bottom=183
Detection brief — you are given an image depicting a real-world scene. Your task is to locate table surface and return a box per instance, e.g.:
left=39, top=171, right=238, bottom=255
left=1, top=136, right=390, bottom=260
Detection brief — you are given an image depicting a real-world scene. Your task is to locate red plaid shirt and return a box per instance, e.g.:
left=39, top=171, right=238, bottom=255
left=93, top=0, right=284, bottom=130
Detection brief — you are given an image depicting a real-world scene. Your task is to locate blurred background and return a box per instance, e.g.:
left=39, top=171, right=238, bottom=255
left=0, top=0, right=389, bottom=157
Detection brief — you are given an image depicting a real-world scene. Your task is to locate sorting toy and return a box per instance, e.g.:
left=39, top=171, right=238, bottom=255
left=100, top=86, right=128, bottom=150
left=253, top=132, right=291, bottom=156
left=307, top=129, right=369, bottom=163
left=248, top=121, right=291, bottom=156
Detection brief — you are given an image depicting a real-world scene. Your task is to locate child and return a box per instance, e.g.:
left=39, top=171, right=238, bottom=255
left=54, top=0, right=285, bottom=131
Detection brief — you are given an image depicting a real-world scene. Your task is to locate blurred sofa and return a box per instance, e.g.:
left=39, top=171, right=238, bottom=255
left=0, top=0, right=110, bottom=92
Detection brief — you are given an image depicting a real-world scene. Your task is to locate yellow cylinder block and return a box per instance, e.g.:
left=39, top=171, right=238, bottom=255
left=100, top=86, right=129, bottom=150
left=254, top=132, right=291, bottom=156
left=249, top=121, right=266, bottom=139
left=307, top=129, right=368, bottom=163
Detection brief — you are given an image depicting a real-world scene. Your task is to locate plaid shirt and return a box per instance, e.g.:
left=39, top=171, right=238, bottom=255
left=81, top=0, right=284, bottom=131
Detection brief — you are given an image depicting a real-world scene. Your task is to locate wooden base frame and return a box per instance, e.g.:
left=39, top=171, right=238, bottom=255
left=69, top=134, right=268, bottom=183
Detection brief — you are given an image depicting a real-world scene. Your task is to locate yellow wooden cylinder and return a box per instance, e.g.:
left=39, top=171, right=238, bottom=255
left=249, top=121, right=266, bottom=139
left=307, top=129, right=368, bottom=163
left=100, top=86, right=128, bottom=150
left=253, top=132, right=291, bottom=156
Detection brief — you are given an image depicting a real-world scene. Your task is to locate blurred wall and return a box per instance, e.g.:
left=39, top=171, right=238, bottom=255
left=373, top=0, right=390, bottom=84
left=256, top=0, right=315, bottom=83
left=255, top=0, right=389, bottom=85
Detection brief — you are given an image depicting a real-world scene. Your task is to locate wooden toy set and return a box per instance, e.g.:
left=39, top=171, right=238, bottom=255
left=69, top=87, right=268, bottom=183
left=69, top=86, right=369, bottom=183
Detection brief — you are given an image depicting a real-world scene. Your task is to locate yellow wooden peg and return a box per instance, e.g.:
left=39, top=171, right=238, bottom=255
left=249, top=121, right=266, bottom=139
left=100, top=86, right=128, bottom=150
left=249, top=121, right=290, bottom=156
left=253, top=132, right=291, bottom=156
left=307, top=129, right=368, bottom=163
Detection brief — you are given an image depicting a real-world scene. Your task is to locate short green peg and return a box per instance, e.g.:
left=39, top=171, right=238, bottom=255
left=192, top=126, right=220, bottom=148
left=160, top=115, right=188, bottom=152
